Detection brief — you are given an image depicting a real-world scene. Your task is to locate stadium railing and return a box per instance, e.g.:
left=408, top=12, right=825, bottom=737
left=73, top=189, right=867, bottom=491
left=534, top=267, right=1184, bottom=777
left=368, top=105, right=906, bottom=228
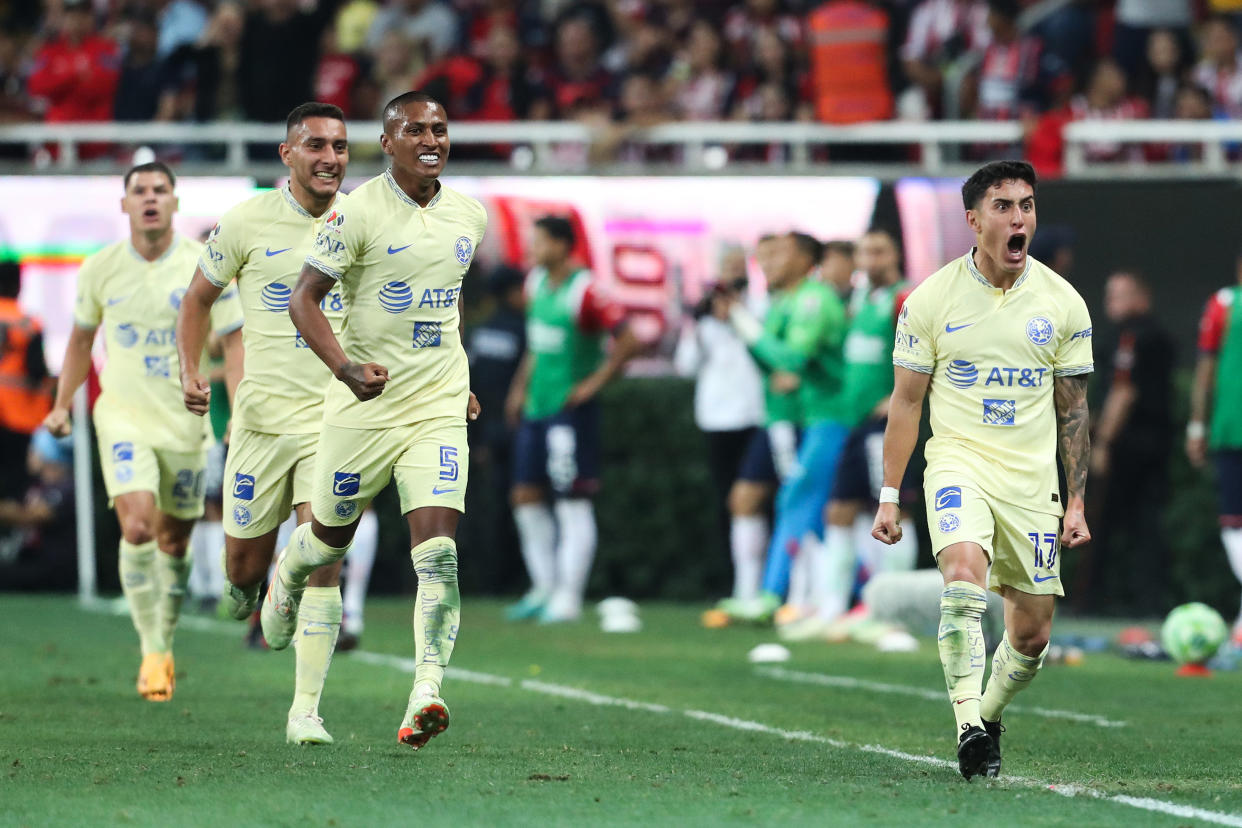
left=4, top=119, right=1236, bottom=178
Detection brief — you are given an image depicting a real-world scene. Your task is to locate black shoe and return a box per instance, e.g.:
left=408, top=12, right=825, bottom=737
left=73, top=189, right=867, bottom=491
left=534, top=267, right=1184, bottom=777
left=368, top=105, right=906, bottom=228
left=982, top=718, right=1004, bottom=778
left=336, top=631, right=360, bottom=652
left=957, top=724, right=993, bottom=781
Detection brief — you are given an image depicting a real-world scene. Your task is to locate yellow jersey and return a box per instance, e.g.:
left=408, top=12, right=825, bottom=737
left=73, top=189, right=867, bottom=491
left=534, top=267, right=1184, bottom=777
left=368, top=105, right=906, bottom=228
left=200, top=186, right=346, bottom=435
left=74, top=235, right=244, bottom=450
left=893, top=251, right=1093, bottom=515
left=306, top=171, right=487, bottom=429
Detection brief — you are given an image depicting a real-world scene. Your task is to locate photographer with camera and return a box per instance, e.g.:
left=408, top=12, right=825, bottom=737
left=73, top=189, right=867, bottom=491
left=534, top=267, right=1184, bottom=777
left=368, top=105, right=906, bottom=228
left=675, top=247, right=765, bottom=590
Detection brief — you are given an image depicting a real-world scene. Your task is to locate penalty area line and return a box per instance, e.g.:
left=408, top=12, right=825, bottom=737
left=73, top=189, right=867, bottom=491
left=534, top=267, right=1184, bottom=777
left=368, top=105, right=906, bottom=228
left=80, top=599, right=1240, bottom=827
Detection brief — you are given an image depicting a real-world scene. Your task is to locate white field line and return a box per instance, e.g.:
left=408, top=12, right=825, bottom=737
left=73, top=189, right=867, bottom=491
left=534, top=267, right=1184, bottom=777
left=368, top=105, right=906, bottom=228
left=80, top=598, right=1239, bottom=827
left=756, top=665, right=1128, bottom=729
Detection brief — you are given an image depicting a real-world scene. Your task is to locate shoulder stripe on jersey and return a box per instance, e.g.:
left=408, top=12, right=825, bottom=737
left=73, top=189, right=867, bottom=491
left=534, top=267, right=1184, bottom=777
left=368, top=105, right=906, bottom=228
left=305, top=257, right=343, bottom=281
left=198, top=258, right=230, bottom=288
left=894, top=358, right=933, bottom=374
left=1053, top=364, right=1093, bottom=376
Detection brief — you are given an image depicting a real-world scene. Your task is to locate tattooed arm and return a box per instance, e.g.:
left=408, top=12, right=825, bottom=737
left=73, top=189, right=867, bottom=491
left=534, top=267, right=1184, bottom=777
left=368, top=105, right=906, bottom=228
left=1054, top=374, right=1092, bottom=548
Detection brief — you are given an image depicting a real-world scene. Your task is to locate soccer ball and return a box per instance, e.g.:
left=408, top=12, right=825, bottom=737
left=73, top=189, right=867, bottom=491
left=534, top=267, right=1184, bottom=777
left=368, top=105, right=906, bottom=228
left=1160, top=602, right=1228, bottom=665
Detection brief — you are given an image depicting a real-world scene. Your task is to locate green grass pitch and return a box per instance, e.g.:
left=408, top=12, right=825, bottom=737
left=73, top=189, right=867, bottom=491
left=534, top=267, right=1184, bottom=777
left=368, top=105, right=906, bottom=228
left=3, top=595, right=1240, bottom=827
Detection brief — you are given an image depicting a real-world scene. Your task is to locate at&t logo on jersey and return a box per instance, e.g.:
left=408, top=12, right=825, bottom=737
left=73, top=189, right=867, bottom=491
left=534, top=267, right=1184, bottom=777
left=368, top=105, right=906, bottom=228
left=983, top=399, right=1016, bottom=426
left=332, top=471, right=361, bottom=497
left=934, top=486, right=962, bottom=511
left=261, top=282, right=292, bottom=311
left=946, top=360, right=978, bottom=389
left=115, top=323, right=139, bottom=348
left=454, top=236, right=474, bottom=265
left=379, top=281, right=413, bottom=313
left=1026, top=316, right=1054, bottom=346
left=233, top=473, right=255, bottom=501
left=938, top=513, right=961, bottom=533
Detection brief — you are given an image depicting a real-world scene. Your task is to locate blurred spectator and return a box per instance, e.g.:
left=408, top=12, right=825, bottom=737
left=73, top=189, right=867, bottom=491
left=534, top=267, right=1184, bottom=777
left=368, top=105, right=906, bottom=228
left=588, top=70, right=673, bottom=165
left=723, top=0, right=803, bottom=64
left=547, top=14, right=616, bottom=116
left=667, top=20, right=734, bottom=121
left=460, top=0, right=543, bottom=58
left=315, top=19, right=367, bottom=117
left=152, top=0, right=208, bottom=59
left=805, top=0, right=892, bottom=125
left=1166, top=82, right=1221, bottom=163
left=370, top=31, right=427, bottom=115
left=114, top=10, right=169, bottom=122
left=899, top=0, right=990, bottom=118
left=239, top=0, right=339, bottom=123
left=603, top=5, right=673, bottom=77
left=0, top=260, right=51, bottom=502
left=163, top=1, right=244, bottom=123
left=1136, top=28, right=1189, bottom=119
left=0, top=428, right=76, bottom=592
left=673, top=248, right=765, bottom=574
left=961, top=0, right=1061, bottom=122
left=819, top=239, right=855, bottom=300
left=1025, top=58, right=1147, bottom=174
left=0, top=32, right=32, bottom=129
left=365, top=0, right=458, bottom=61
left=465, top=24, right=551, bottom=121
left=27, top=0, right=119, bottom=124
left=1082, top=270, right=1175, bottom=614
left=1112, top=0, right=1192, bottom=78
left=334, top=0, right=380, bottom=53
left=1192, top=16, right=1242, bottom=119
left=736, top=26, right=810, bottom=121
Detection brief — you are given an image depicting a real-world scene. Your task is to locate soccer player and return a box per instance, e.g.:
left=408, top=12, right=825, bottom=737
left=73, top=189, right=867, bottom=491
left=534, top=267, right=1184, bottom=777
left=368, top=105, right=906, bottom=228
left=504, top=216, right=641, bottom=623
left=44, top=161, right=244, bottom=702
left=784, top=227, right=918, bottom=641
left=175, top=102, right=351, bottom=744
left=1188, top=253, right=1242, bottom=644
left=872, top=160, right=1093, bottom=780
left=272, top=91, right=486, bottom=751
left=725, top=232, right=851, bottom=622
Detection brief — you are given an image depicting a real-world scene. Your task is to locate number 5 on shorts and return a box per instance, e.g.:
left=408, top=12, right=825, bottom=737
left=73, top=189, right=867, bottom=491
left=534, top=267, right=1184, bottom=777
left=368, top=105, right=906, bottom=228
left=439, top=446, right=458, bottom=482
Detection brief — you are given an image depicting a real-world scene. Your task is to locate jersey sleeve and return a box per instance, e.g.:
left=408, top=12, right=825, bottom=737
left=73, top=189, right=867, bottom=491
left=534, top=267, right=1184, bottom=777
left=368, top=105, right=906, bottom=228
left=1198, top=290, right=1231, bottom=355
left=306, top=203, right=359, bottom=282
left=576, top=281, right=626, bottom=333
left=199, top=216, right=246, bottom=288
left=749, top=287, right=844, bottom=372
left=1053, top=292, right=1093, bottom=376
left=72, top=256, right=102, bottom=329
left=208, top=283, right=245, bottom=336
left=892, top=287, right=935, bottom=373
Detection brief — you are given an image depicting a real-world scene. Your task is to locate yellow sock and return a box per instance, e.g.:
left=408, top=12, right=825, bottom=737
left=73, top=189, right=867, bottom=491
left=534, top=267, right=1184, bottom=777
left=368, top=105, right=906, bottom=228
left=154, top=550, right=191, bottom=652
left=290, top=586, right=342, bottom=718
left=980, top=632, right=1047, bottom=723
left=119, top=540, right=164, bottom=655
left=410, top=537, right=460, bottom=697
left=938, top=580, right=989, bottom=736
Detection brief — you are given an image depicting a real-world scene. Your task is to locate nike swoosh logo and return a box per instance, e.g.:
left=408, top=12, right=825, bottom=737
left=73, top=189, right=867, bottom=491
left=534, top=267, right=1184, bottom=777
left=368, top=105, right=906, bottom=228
left=106, top=296, right=129, bottom=306
left=945, top=323, right=973, bottom=333
left=431, top=486, right=457, bottom=495
left=265, top=247, right=292, bottom=256
left=388, top=244, right=412, bottom=255
left=1033, top=574, right=1059, bottom=583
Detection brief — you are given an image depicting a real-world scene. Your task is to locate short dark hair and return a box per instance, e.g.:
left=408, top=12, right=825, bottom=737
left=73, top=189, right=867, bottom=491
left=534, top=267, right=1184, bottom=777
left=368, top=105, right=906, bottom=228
left=823, top=240, right=856, bottom=259
left=961, top=160, right=1036, bottom=210
left=987, top=0, right=1020, bottom=20
left=123, top=161, right=176, bottom=191
left=534, top=215, right=575, bottom=247
left=788, top=232, right=824, bottom=265
left=286, top=101, right=345, bottom=135
left=383, top=91, right=446, bottom=133
left=0, top=259, right=20, bottom=299
left=1110, top=269, right=1151, bottom=294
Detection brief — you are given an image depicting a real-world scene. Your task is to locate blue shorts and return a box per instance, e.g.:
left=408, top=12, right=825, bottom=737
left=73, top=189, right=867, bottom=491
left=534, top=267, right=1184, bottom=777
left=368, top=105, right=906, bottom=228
left=513, top=402, right=601, bottom=497
left=1217, top=449, right=1242, bottom=526
left=737, top=422, right=800, bottom=484
left=830, top=417, right=919, bottom=504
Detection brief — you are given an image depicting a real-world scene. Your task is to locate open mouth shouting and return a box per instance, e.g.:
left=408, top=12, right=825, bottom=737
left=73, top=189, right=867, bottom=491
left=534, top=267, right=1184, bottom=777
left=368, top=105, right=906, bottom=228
left=1004, top=232, right=1027, bottom=266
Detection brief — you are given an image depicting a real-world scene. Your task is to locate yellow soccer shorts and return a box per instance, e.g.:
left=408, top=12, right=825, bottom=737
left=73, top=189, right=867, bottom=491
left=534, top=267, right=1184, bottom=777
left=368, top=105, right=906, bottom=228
left=925, top=480, right=1064, bottom=597
left=224, top=428, right=318, bottom=538
left=97, top=431, right=206, bottom=521
left=311, top=417, right=469, bottom=527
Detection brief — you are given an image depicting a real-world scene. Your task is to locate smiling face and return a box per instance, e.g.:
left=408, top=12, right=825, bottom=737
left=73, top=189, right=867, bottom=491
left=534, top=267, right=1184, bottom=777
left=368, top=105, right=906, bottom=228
left=281, top=115, right=348, bottom=204
left=966, top=178, right=1035, bottom=277
left=121, top=170, right=177, bottom=237
left=381, top=99, right=449, bottom=181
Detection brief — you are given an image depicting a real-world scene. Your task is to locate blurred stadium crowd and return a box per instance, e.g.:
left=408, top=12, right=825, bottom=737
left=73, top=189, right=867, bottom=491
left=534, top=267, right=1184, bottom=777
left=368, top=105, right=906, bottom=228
left=4, top=0, right=1242, bottom=169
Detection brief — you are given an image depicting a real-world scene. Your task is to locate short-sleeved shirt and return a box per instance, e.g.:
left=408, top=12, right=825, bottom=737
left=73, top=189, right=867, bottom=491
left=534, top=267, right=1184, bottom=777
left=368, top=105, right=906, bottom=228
left=306, top=171, right=488, bottom=429
left=199, top=186, right=346, bottom=435
left=1198, top=285, right=1242, bottom=449
left=893, top=250, right=1093, bottom=514
left=75, top=235, right=244, bottom=450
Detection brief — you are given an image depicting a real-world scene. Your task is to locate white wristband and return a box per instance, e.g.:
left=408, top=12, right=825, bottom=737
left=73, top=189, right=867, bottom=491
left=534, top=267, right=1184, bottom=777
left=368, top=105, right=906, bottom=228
left=1187, top=421, right=1206, bottom=440
left=879, top=486, right=900, bottom=504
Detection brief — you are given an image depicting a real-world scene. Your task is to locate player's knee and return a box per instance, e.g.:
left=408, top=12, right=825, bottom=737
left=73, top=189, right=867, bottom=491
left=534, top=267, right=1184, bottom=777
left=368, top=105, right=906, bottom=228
left=510, top=485, right=543, bottom=507
left=825, top=500, right=858, bottom=527
left=1010, top=628, right=1050, bottom=658
left=729, top=483, right=764, bottom=516
left=120, top=516, right=155, bottom=545
left=308, top=558, right=343, bottom=588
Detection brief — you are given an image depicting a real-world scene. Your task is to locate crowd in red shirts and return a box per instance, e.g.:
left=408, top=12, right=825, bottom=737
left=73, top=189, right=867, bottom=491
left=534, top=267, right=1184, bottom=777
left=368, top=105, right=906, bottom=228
left=3, top=0, right=1242, bottom=171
